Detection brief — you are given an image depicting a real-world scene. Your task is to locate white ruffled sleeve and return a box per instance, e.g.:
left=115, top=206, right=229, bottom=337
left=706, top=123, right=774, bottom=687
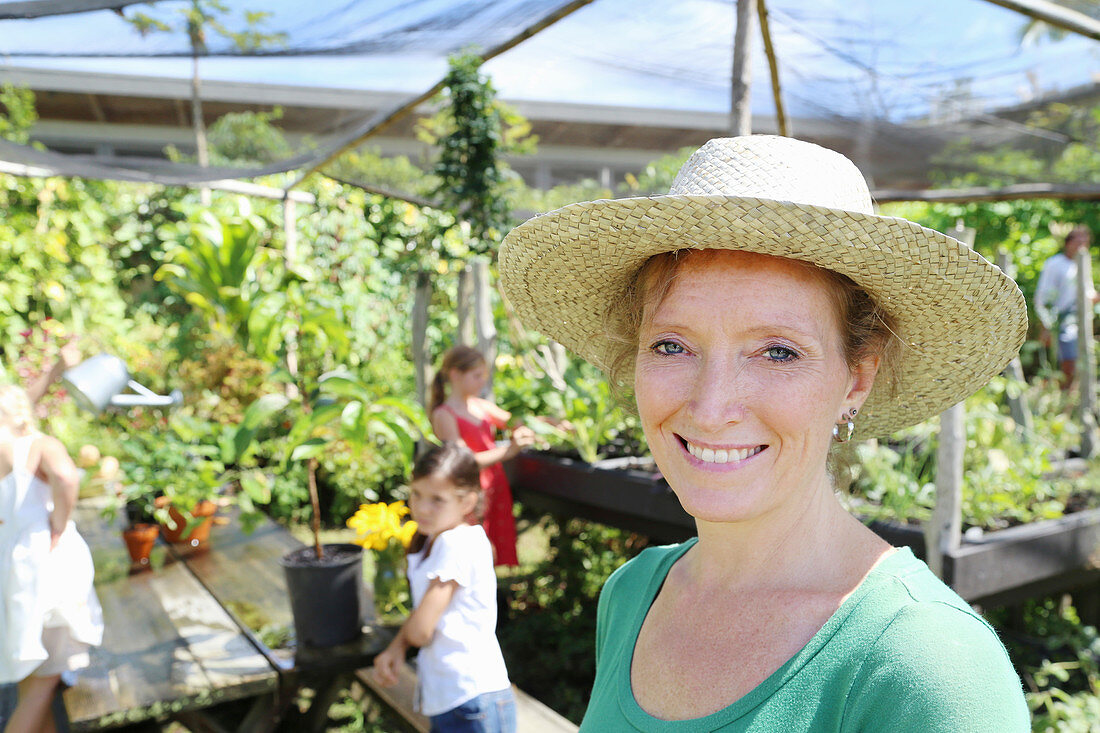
left=422, top=527, right=475, bottom=588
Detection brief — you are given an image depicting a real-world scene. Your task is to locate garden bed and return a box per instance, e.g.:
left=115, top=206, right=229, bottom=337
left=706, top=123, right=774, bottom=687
left=509, top=450, right=1100, bottom=609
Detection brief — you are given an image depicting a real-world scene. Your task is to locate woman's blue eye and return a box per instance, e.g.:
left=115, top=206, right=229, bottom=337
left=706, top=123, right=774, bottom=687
left=651, top=340, right=685, bottom=356
left=765, top=345, right=799, bottom=362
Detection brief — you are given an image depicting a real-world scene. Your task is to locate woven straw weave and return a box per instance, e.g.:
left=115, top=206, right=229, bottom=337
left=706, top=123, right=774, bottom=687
left=499, top=136, right=1027, bottom=438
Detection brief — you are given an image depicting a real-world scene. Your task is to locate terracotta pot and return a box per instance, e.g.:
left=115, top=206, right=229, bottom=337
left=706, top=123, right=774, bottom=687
left=158, top=499, right=218, bottom=546
left=122, top=523, right=159, bottom=567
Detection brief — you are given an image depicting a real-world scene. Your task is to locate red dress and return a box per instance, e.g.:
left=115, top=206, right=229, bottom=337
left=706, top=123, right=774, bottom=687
left=441, top=405, right=518, bottom=567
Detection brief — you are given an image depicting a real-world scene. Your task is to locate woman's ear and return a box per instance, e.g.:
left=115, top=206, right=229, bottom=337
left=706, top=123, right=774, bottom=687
left=845, top=352, right=881, bottom=413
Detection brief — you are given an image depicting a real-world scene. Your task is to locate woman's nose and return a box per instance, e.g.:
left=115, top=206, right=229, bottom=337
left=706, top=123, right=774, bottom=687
left=688, top=355, right=747, bottom=430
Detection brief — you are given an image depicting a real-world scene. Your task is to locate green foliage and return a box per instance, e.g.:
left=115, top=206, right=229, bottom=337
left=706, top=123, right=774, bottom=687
left=507, top=178, right=613, bottom=215
left=0, top=173, right=131, bottom=351
left=155, top=202, right=274, bottom=348
left=109, top=413, right=230, bottom=530
left=987, top=597, right=1100, bottom=731
left=849, top=376, right=1090, bottom=530
left=125, top=0, right=286, bottom=54
left=420, top=52, right=534, bottom=256
left=499, top=515, right=647, bottom=723
left=325, top=146, right=439, bottom=200
left=619, top=145, right=696, bottom=195
left=239, top=371, right=427, bottom=544
left=207, top=108, right=296, bottom=165
left=496, top=355, right=645, bottom=463
left=0, top=83, right=37, bottom=143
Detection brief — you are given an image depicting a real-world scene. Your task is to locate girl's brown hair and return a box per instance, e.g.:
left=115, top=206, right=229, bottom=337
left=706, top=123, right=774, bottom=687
left=407, top=441, right=484, bottom=554
left=428, top=345, right=487, bottom=413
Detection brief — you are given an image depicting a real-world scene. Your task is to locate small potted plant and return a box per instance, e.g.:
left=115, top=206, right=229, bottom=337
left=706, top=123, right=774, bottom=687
left=113, top=415, right=252, bottom=549
left=94, top=447, right=161, bottom=570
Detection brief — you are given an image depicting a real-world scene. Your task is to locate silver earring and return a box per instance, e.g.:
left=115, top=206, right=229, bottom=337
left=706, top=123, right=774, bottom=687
left=833, top=419, right=855, bottom=443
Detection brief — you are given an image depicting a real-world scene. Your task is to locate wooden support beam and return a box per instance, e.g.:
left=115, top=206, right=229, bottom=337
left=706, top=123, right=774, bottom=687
left=874, top=182, right=1100, bottom=204
left=412, top=271, right=432, bottom=409
left=85, top=93, right=107, bottom=123
left=980, top=0, right=1100, bottom=42
left=0, top=159, right=316, bottom=203
left=473, top=258, right=497, bottom=395
left=1075, top=245, right=1098, bottom=457
left=730, top=0, right=756, bottom=136
left=756, top=0, right=787, bottom=137
left=284, top=0, right=596, bottom=191
left=995, top=249, right=1034, bottom=441
left=927, top=223, right=974, bottom=579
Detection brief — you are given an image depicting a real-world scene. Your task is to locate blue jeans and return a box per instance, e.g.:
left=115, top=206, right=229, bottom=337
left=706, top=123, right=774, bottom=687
left=0, top=682, right=16, bottom=730
left=429, top=688, right=516, bottom=733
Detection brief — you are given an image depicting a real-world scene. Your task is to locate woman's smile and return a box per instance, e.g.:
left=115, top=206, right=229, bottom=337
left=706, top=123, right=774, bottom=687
left=679, top=436, right=767, bottom=466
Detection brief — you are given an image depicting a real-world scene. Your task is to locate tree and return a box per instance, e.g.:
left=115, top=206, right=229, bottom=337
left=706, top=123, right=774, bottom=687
left=125, top=1, right=286, bottom=202
left=418, top=52, right=535, bottom=258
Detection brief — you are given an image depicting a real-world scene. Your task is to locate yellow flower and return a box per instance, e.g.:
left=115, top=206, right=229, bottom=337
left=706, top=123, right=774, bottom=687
left=348, top=501, right=417, bottom=552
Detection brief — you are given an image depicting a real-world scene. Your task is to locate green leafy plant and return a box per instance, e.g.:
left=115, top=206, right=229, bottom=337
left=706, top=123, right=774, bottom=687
left=848, top=375, right=1091, bottom=531
left=241, top=372, right=427, bottom=558
left=155, top=205, right=274, bottom=349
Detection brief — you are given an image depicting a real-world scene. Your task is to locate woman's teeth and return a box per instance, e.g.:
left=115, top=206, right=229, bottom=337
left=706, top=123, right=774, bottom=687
left=685, top=442, right=763, bottom=464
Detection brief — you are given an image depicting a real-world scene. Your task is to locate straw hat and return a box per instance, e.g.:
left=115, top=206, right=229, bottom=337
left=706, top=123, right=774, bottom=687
left=498, top=135, right=1028, bottom=437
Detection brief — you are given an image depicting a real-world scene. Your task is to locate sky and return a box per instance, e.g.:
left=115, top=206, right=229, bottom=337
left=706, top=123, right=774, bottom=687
left=1, top=0, right=1098, bottom=122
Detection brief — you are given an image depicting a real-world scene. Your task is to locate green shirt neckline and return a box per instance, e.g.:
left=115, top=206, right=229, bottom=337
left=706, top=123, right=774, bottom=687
left=617, top=539, right=916, bottom=731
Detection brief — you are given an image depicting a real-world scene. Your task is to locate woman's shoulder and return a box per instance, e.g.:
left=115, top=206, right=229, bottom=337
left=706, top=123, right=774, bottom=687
left=839, top=552, right=1028, bottom=729
left=854, top=549, right=1001, bottom=642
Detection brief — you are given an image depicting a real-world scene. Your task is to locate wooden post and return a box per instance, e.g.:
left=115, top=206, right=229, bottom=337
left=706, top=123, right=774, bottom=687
left=455, top=266, right=475, bottom=346
left=995, top=249, right=1033, bottom=441
left=730, top=0, right=756, bottom=136
left=1076, top=246, right=1098, bottom=457
left=927, top=222, right=973, bottom=579
left=929, top=403, right=964, bottom=579
left=756, top=0, right=788, bottom=137
left=472, top=258, right=497, bottom=396
left=283, top=197, right=300, bottom=399
left=412, top=271, right=432, bottom=408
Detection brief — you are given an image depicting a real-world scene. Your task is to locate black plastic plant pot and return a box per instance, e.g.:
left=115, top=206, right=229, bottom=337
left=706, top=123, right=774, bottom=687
left=281, top=543, right=365, bottom=648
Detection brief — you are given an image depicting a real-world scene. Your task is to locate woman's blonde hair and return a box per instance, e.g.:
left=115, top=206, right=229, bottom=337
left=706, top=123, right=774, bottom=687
left=0, top=384, right=37, bottom=436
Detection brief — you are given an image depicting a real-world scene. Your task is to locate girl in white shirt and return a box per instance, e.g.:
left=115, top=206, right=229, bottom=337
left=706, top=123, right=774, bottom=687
left=373, top=442, right=515, bottom=733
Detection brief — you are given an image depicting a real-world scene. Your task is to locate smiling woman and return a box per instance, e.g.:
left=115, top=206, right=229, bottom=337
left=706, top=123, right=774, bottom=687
left=499, top=135, right=1031, bottom=731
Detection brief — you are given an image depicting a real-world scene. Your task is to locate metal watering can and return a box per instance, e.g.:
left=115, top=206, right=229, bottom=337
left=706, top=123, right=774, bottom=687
left=62, top=354, right=182, bottom=413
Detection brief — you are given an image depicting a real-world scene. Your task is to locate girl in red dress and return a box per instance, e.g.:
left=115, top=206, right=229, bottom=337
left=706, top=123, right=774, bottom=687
left=429, top=346, right=535, bottom=567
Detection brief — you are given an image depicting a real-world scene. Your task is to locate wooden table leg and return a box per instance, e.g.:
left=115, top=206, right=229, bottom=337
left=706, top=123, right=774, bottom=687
left=293, top=672, right=354, bottom=733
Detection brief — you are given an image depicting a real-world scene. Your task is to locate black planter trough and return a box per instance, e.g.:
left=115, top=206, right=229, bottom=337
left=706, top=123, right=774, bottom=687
left=508, top=451, right=1100, bottom=609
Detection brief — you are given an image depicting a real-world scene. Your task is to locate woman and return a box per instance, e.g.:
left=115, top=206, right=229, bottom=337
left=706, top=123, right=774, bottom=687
left=429, top=345, right=535, bottom=567
left=0, top=384, right=103, bottom=733
left=499, top=136, right=1030, bottom=730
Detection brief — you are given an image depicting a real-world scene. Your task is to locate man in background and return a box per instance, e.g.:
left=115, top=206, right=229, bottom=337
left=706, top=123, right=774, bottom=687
left=1035, top=225, right=1095, bottom=390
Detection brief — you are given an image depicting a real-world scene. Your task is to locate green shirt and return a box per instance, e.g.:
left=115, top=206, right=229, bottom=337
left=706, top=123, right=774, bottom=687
left=580, top=540, right=1030, bottom=732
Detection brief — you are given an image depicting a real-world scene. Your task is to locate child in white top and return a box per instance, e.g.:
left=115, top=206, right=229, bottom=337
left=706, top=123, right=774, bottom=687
left=0, top=384, right=103, bottom=733
left=373, top=442, right=515, bottom=733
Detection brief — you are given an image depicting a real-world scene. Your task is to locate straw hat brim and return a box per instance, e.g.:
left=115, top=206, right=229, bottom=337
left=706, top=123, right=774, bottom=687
left=499, top=193, right=1028, bottom=438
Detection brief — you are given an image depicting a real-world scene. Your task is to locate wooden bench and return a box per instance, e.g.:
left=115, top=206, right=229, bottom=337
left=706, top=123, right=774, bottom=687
left=355, top=662, right=579, bottom=733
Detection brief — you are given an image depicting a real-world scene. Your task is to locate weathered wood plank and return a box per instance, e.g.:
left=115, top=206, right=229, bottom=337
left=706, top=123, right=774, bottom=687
left=64, top=499, right=277, bottom=732
left=172, top=509, right=392, bottom=675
